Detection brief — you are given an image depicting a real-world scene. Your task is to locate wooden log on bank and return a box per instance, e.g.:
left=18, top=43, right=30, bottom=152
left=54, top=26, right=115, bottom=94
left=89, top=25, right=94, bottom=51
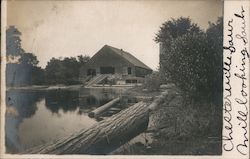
left=148, top=90, right=169, bottom=111
left=88, top=97, right=120, bottom=118
left=24, top=101, right=149, bottom=155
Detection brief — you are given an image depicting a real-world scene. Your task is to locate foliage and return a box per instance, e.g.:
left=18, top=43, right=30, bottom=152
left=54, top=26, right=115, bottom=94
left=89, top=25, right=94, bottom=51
left=45, top=56, right=90, bottom=85
left=6, top=26, right=25, bottom=57
left=6, top=26, right=90, bottom=86
left=206, top=17, right=223, bottom=103
left=19, top=53, right=39, bottom=66
left=31, top=66, right=45, bottom=85
left=77, top=55, right=90, bottom=65
left=6, top=26, right=44, bottom=86
left=143, top=71, right=161, bottom=91
left=155, top=17, right=202, bottom=43
left=155, top=17, right=223, bottom=103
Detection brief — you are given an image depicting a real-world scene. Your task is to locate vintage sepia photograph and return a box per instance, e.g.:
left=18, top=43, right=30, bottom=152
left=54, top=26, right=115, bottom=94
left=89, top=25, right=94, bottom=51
left=2, top=0, right=225, bottom=156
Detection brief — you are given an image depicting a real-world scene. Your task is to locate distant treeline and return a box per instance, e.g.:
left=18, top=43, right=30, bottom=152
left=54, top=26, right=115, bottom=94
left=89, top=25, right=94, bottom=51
left=42, top=55, right=90, bottom=85
left=6, top=26, right=90, bottom=86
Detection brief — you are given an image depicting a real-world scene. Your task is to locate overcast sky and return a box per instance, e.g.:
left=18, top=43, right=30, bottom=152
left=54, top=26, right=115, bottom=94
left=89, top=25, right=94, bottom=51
left=7, top=0, right=223, bottom=70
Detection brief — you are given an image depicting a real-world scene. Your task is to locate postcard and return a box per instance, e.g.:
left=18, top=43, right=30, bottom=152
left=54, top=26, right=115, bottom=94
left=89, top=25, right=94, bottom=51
left=0, top=0, right=249, bottom=158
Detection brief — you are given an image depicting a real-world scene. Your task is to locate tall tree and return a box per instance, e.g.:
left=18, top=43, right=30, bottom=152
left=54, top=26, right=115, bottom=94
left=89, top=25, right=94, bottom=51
left=6, top=26, right=45, bottom=85
left=6, top=26, right=24, bottom=56
left=6, top=26, right=25, bottom=61
left=155, top=17, right=223, bottom=103
left=155, top=17, right=202, bottom=43
left=206, top=17, right=223, bottom=104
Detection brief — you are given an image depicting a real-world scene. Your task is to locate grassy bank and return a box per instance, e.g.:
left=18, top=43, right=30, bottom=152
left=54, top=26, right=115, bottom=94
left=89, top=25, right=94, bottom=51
left=114, top=84, right=222, bottom=155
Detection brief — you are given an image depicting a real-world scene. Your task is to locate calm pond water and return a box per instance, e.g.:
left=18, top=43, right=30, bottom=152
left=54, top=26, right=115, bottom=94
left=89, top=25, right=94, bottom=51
left=5, top=87, right=127, bottom=153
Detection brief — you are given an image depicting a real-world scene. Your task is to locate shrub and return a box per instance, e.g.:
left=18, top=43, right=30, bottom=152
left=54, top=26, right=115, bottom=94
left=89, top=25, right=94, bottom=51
left=143, top=72, right=161, bottom=91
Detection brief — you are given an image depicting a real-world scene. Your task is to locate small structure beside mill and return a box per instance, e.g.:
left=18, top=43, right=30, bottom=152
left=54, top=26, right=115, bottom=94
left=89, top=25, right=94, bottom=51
left=80, top=45, right=152, bottom=86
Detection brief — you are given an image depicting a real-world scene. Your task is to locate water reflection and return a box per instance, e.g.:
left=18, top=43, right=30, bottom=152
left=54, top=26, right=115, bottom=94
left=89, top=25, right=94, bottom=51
left=5, top=88, right=126, bottom=153
left=6, top=90, right=44, bottom=153
left=45, top=90, right=79, bottom=114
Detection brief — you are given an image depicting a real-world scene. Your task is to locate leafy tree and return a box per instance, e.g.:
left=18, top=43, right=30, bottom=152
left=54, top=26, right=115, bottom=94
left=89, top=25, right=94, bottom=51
left=19, top=53, right=39, bottom=66
left=45, top=58, right=63, bottom=84
left=6, top=26, right=25, bottom=60
left=31, top=66, right=45, bottom=85
left=45, top=55, right=90, bottom=85
left=6, top=26, right=24, bottom=56
left=206, top=17, right=223, bottom=104
left=155, top=17, right=202, bottom=43
left=155, top=17, right=202, bottom=83
left=77, top=55, right=90, bottom=65
left=156, top=17, right=223, bottom=103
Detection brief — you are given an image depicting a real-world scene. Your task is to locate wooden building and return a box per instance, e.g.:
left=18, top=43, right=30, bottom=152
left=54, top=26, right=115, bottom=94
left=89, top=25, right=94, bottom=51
left=80, top=45, right=152, bottom=84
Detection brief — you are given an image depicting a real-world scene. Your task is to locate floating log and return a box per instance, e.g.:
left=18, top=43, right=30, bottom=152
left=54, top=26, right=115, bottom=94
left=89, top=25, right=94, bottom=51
left=88, top=97, right=120, bottom=118
left=24, top=101, right=149, bottom=155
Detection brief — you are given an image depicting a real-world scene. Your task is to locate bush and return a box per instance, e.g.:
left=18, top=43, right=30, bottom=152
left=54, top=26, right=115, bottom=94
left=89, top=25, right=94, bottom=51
left=143, top=72, right=161, bottom=91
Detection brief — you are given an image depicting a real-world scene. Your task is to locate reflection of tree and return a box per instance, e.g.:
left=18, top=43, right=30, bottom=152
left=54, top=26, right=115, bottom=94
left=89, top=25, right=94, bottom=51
left=6, top=90, right=44, bottom=118
left=79, top=95, right=110, bottom=108
left=79, top=89, right=114, bottom=109
left=45, top=90, right=79, bottom=114
left=5, top=90, right=44, bottom=153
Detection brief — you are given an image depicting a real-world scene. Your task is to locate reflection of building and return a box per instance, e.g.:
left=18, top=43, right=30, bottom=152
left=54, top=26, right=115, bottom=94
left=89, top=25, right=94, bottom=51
left=6, top=63, right=32, bottom=86
left=80, top=45, right=152, bottom=84
left=78, top=88, right=122, bottom=108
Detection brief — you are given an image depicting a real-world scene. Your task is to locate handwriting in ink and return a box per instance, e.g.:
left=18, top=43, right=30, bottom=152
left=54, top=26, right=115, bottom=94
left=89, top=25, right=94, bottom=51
left=234, top=5, right=249, bottom=155
left=223, top=19, right=234, bottom=152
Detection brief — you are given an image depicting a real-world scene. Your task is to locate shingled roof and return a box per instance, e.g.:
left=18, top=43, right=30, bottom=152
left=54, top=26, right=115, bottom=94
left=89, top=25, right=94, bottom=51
left=104, top=45, right=152, bottom=70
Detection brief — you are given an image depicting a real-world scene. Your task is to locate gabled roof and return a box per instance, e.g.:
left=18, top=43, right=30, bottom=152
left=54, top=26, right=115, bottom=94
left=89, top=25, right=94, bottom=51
left=104, top=45, right=152, bottom=70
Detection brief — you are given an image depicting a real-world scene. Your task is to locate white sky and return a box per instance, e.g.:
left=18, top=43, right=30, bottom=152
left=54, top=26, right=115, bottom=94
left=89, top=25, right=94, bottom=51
left=7, top=0, right=223, bottom=70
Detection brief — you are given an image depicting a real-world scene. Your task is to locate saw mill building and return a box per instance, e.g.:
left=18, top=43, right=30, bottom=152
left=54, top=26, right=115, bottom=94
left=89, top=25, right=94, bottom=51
left=79, top=45, right=152, bottom=84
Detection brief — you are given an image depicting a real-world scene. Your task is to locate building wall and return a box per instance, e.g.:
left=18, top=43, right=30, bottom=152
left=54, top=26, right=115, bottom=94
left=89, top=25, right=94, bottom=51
left=79, top=46, right=152, bottom=82
left=135, top=66, right=153, bottom=77
left=80, top=47, right=135, bottom=79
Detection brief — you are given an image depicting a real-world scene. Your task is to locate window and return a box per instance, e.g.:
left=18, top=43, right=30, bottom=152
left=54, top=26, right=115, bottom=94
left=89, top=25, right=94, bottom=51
left=100, top=67, right=115, bottom=74
left=87, top=69, right=96, bottom=76
left=127, top=67, right=132, bottom=75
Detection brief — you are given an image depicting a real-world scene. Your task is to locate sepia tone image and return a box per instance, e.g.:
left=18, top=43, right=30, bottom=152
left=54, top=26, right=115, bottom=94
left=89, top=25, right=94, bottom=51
left=4, top=0, right=223, bottom=155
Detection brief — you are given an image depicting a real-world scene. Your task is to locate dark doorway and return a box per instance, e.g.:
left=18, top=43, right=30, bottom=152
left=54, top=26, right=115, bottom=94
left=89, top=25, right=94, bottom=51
left=127, top=67, right=132, bottom=75
left=87, top=69, right=96, bottom=76
left=100, top=67, right=115, bottom=74
left=126, top=79, right=137, bottom=84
